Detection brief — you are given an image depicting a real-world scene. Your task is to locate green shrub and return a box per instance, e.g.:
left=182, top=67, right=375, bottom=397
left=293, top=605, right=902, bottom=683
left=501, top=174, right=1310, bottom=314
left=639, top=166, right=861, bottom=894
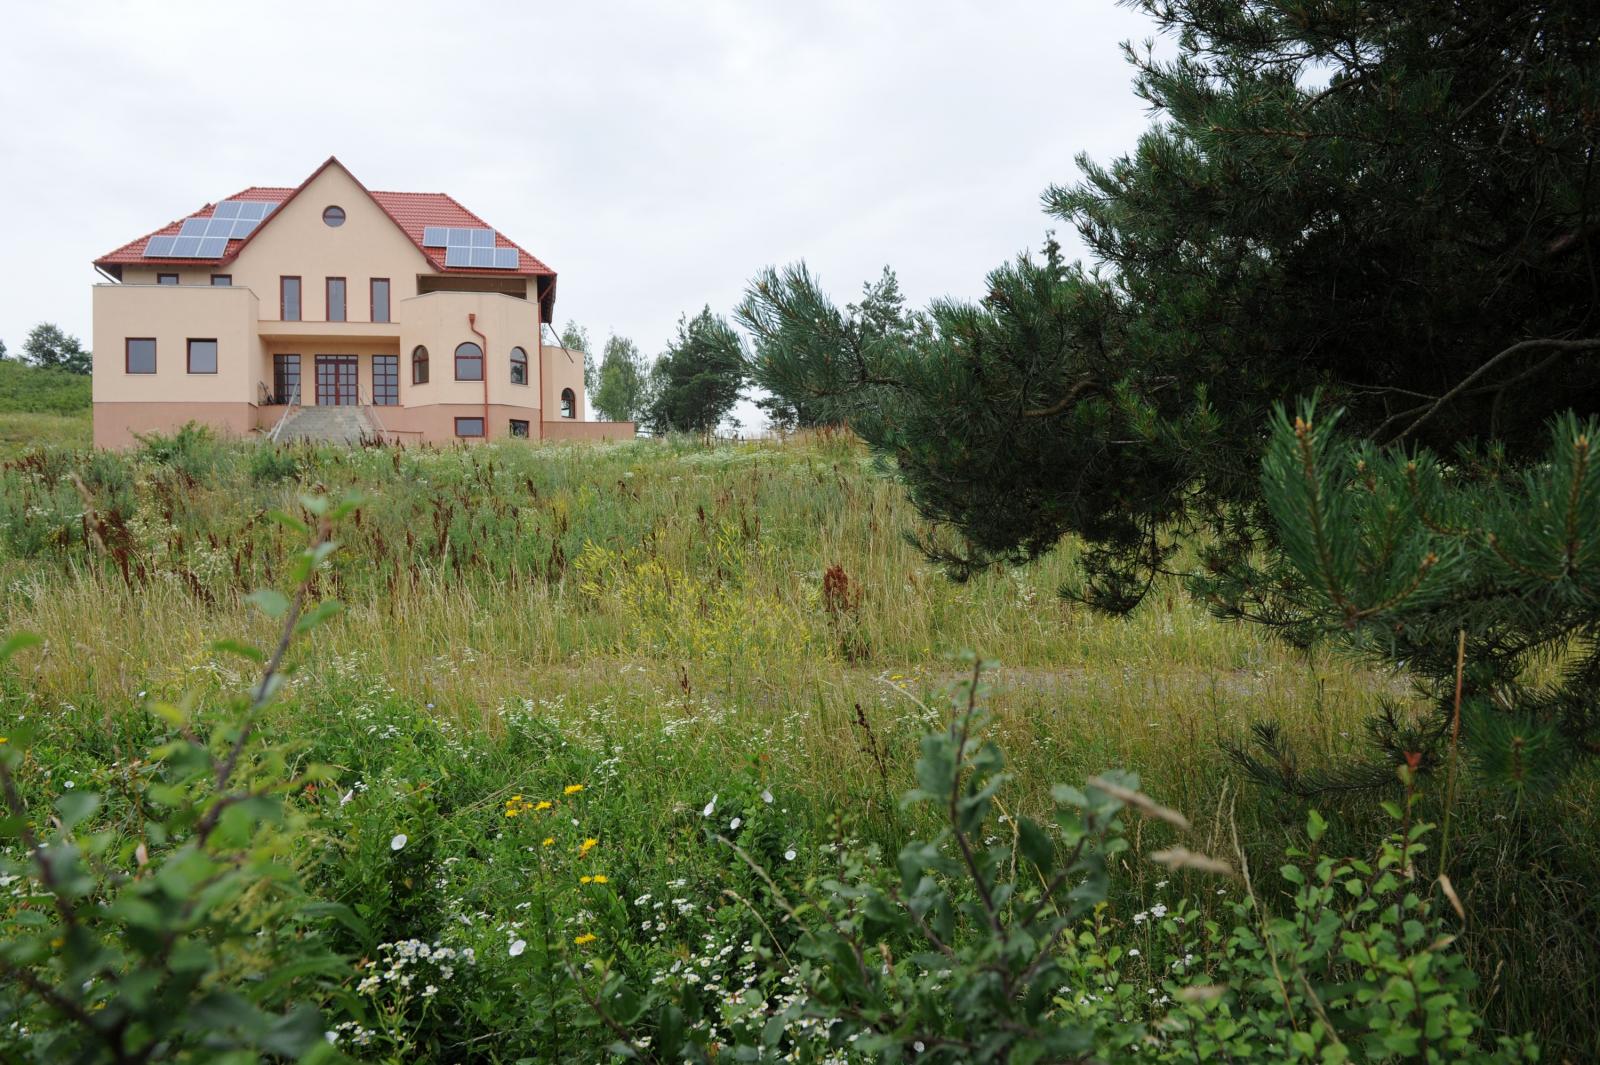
left=0, top=497, right=360, bottom=1063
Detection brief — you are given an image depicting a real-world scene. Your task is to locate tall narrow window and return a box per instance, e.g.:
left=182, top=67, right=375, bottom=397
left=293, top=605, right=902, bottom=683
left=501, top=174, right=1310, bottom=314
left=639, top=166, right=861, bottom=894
left=210, top=274, right=232, bottom=286
left=454, top=417, right=485, bottom=438
left=412, top=345, right=429, bottom=384
left=326, top=277, right=347, bottom=322
left=560, top=387, right=576, bottom=419
left=509, top=346, right=528, bottom=385
left=273, top=354, right=301, bottom=403
left=372, top=355, right=399, bottom=405
left=126, top=338, right=156, bottom=374
left=187, top=338, right=218, bottom=374
left=157, top=273, right=178, bottom=285
left=281, top=276, right=302, bottom=321
left=371, top=278, right=390, bottom=323
left=454, top=341, right=483, bottom=381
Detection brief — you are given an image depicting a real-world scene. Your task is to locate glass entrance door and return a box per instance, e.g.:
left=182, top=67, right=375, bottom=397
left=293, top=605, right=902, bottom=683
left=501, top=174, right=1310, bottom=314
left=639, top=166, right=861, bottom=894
left=315, top=355, right=359, bottom=406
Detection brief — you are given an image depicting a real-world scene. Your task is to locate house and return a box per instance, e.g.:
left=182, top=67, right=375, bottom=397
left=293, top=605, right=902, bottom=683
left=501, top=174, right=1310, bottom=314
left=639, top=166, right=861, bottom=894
left=91, top=157, right=634, bottom=448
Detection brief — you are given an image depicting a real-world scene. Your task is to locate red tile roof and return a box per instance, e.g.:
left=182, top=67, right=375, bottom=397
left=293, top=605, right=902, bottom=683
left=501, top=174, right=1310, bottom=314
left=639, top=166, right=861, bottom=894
left=93, top=159, right=554, bottom=281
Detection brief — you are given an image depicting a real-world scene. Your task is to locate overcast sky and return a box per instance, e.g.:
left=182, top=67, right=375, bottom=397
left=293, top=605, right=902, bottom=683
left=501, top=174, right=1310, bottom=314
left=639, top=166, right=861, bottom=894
left=0, top=1, right=1158, bottom=428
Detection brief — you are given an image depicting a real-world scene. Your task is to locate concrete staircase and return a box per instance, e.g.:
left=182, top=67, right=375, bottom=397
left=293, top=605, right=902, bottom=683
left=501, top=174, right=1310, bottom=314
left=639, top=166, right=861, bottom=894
left=271, top=405, right=378, bottom=444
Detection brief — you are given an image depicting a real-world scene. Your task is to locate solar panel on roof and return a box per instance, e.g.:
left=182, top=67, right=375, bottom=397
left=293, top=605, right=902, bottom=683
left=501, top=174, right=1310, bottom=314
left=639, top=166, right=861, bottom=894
left=197, top=236, right=229, bottom=257
left=494, top=248, right=518, bottom=269
left=422, top=226, right=449, bottom=247
left=444, top=246, right=472, bottom=267
left=179, top=218, right=209, bottom=238
left=172, top=236, right=203, bottom=257
left=143, top=235, right=177, bottom=257
left=205, top=218, right=234, bottom=237
left=230, top=219, right=257, bottom=239
left=471, top=229, right=494, bottom=247
left=214, top=201, right=241, bottom=219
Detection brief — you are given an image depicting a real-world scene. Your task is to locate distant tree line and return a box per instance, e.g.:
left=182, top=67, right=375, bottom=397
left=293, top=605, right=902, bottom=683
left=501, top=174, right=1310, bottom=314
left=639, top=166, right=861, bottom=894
left=1, top=323, right=91, bottom=375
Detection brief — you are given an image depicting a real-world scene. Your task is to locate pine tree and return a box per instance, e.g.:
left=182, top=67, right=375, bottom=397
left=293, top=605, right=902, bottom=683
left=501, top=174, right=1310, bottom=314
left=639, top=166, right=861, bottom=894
left=737, top=1, right=1600, bottom=787
left=646, top=308, right=745, bottom=438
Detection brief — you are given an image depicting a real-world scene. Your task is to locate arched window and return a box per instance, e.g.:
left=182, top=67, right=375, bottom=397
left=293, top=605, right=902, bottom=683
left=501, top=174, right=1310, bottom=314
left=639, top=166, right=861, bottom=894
left=411, top=345, right=429, bottom=384
left=455, top=341, right=483, bottom=381
left=510, top=346, right=528, bottom=385
left=560, top=387, right=576, bottom=419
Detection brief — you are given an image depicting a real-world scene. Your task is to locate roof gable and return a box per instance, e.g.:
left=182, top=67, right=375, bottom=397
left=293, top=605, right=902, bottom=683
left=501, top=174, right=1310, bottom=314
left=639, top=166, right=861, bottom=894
left=94, top=157, right=554, bottom=281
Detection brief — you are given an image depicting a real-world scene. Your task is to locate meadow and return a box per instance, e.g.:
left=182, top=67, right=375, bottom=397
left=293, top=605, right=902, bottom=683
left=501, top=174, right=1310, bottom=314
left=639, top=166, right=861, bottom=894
left=1, top=425, right=1596, bottom=1060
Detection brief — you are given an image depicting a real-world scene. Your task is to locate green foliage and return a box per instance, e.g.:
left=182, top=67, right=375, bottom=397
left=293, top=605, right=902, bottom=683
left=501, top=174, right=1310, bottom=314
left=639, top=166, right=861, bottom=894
left=592, top=335, right=652, bottom=424
left=0, top=358, right=92, bottom=415
left=646, top=307, right=746, bottom=437
left=561, top=319, right=594, bottom=393
left=732, top=1, right=1600, bottom=588
left=595, top=661, right=1532, bottom=1063
left=0, top=496, right=361, bottom=1063
left=20, top=324, right=91, bottom=376
left=1230, top=401, right=1600, bottom=794
left=738, top=265, right=924, bottom=432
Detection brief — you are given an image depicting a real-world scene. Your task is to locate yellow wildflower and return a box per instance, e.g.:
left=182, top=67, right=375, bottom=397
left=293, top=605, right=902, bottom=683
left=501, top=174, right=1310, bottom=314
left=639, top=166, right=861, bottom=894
left=534, top=800, right=552, bottom=811
left=579, top=837, right=598, bottom=856
left=579, top=875, right=594, bottom=884
left=573, top=932, right=597, bottom=946
left=591, top=874, right=609, bottom=884
left=542, top=837, right=555, bottom=847
left=563, top=784, right=585, bottom=795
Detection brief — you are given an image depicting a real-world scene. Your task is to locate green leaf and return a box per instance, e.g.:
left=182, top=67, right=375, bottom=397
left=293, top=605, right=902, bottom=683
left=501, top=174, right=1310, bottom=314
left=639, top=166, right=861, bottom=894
left=55, top=790, right=101, bottom=831
left=244, top=589, right=290, bottom=619
left=0, top=632, right=41, bottom=666
left=211, top=638, right=266, bottom=664
left=1307, top=808, right=1328, bottom=843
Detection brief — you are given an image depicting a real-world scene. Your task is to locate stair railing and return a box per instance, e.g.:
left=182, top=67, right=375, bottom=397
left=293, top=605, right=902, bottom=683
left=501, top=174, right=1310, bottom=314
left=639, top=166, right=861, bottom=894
left=359, top=380, right=395, bottom=445
left=268, top=381, right=301, bottom=443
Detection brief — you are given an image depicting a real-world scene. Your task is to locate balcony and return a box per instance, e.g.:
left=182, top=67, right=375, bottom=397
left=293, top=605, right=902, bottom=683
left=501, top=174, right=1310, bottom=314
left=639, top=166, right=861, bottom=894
left=257, top=318, right=404, bottom=344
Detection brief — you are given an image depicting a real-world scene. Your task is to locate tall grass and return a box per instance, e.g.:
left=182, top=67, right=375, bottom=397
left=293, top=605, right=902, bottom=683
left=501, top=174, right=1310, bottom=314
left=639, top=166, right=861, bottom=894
left=1, top=428, right=1596, bottom=1056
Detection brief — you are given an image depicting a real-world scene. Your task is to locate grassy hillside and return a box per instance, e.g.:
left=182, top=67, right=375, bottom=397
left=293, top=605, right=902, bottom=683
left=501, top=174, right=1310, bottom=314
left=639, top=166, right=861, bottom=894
left=0, top=357, right=90, bottom=414
left=1, top=429, right=1594, bottom=1056
left=0, top=358, right=92, bottom=451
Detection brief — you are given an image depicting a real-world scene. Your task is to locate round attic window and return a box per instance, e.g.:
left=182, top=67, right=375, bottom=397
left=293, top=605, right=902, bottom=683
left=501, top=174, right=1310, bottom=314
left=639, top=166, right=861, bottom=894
left=322, top=205, right=346, bottom=227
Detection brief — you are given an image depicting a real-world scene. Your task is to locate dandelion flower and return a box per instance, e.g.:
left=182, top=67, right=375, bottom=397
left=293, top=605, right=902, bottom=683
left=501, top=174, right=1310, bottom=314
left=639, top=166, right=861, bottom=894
left=390, top=834, right=408, bottom=851
left=574, top=932, right=597, bottom=946
left=542, top=837, right=555, bottom=847
left=591, top=874, right=608, bottom=884
left=702, top=795, right=717, bottom=817
left=579, top=837, right=598, bottom=856
left=0, top=737, right=8, bottom=745
left=580, top=875, right=593, bottom=884
left=508, top=939, right=527, bottom=957
left=564, top=784, right=584, bottom=795
left=534, top=800, right=552, bottom=811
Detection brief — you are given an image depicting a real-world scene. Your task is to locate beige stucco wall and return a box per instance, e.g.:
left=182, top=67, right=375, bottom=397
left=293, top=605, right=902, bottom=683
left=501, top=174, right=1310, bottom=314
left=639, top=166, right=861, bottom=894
left=543, top=420, right=634, bottom=441
left=541, top=345, right=587, bottom=422
left=94, top=402, right=257, bottom=449
left=398, top=291, right=542, bottom=437
left=231, top=165, right=430, bottom=322
left=92, top=283, right=261, bottom=406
